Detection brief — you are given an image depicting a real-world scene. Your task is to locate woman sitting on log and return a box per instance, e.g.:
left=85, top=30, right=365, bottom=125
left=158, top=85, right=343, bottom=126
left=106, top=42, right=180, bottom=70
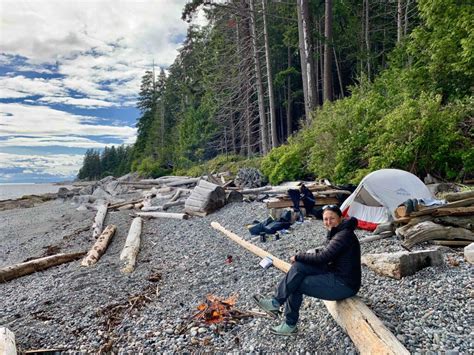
left=253, top=205, right=361, bottom=335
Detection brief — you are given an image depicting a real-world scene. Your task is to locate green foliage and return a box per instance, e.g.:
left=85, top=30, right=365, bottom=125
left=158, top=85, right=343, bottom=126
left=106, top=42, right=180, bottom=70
left=135, top=157, right=171, bottom=178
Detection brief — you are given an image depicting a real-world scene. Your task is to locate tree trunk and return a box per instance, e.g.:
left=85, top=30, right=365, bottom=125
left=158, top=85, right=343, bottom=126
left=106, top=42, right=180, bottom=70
left=364, top=0, right=371, bottom=80
left=120, top=217, right=142, bottom=273
left=92, top=201, right=109, bottom=239
left=297, top=0, right=317, bottom=118
left=397, top=0, right=403, bottom=43
left=211, top=222, right=409, bottom=355
left=261, top=0, right=278, bottom=148
left=1, top=252, right=86, bottom=283
left=249, top=0, right=269, bottom=154
left=323, top=0, right=333, bottom=102
left=333, top=46, right=344, bottom=98
left=286, top=46, right=293, bottom=138
left=81, top=225, right=116, bottom=267
left=136, top=211, right=189, bottom=220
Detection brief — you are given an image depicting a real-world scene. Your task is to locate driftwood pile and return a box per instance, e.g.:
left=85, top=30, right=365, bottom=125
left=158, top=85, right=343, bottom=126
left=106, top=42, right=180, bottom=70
left=393, top=191, right=474, bottom=249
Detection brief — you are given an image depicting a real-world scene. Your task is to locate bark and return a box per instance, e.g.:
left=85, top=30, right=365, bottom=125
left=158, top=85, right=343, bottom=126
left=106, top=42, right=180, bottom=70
left=286, top=46, right=293, bottom=138
left=120, top=217, right=142, bottom=273
left=323, top=0, right=333, bottom=102
left=0, top=252, right=85, bottom=283
left=211, top=221, right=409, bottom=355
left=81, top=225, right=116, bottom=266
left=397, top=0, right=403, bottom=43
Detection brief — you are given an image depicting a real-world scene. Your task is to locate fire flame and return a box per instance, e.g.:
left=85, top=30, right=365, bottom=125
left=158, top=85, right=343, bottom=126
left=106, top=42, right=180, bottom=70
left=194, top=294, right=238, bottom=324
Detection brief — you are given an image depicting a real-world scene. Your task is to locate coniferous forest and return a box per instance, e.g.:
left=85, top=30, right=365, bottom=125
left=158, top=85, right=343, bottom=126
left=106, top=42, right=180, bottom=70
left=78, top=0, right=473, bottom=184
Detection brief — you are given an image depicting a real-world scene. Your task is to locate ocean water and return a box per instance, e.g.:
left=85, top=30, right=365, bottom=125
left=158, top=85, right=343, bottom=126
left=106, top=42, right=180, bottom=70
left=0, top=183, right=74, bottom=201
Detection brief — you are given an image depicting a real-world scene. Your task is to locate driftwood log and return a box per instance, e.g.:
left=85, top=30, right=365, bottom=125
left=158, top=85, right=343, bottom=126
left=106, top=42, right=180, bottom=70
left=396, top=221, right=474, bottom=249
left=92, top=201, right=109, bottom=239
left=210, top=221, right=409, bottom=355
left=185, top=180, right=226, bottom=216
left=443, top=190, right=474, bottom=202
left=136, top=211, right=188, bottom=220
left=0, top=327, right=16, bottom=355
left=81, top=225, right=116, bottom=267
left=120, top=217, right=142, bottom=273
left=0, top=252, right=85, bottom=283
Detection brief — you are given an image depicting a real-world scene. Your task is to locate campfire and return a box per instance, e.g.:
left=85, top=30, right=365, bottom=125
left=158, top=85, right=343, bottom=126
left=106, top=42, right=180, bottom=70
left=192, top=294, right=257, bottom=325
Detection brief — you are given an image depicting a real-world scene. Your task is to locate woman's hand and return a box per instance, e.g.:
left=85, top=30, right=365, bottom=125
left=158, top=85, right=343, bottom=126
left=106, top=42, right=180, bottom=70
left=290, top=255, right=296, bottom=264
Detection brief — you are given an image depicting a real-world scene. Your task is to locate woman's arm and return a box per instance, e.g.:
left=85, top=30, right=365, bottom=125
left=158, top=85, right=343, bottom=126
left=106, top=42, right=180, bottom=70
left=295, top=234, right=348, bottom=265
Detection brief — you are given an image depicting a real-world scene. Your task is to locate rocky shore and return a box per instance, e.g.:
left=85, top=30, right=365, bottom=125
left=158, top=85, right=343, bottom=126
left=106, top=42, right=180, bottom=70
left=0, top=194, right=472, bottom=353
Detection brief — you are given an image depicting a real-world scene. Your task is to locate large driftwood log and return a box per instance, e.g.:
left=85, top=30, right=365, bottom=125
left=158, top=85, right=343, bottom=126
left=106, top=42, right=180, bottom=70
left=361, top=250, right=444, bottom=279
left=266, top=196, right=339, bottom=209
left=0, top=327, right=16, bottom=355
left=120, top=217, right=142, bottom=273
left=92, top=201, right=109, bottom=239
left=0, top=252, right=85, bottom=283
left=81, top=225, right=116, bottom=266
left=136, top=211, right=189, bottom=220
left=108, top=199, right=143, bottom=210
left=409, top=197, right=474, bottom=218
left=185, top=181, right=226, bottom=216
left=397, top=221, right=474, bottom=249
left=433, top=216, right=473, bottom=230
left=165, top=177, right=200, bottom=187
left=210, top=221, right=409, bottom=355
left=444, top=190, right=474, bottom=202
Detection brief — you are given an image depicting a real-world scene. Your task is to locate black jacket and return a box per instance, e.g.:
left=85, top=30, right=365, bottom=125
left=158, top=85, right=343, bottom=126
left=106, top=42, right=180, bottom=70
left=295, top=217, right=361, bottom=291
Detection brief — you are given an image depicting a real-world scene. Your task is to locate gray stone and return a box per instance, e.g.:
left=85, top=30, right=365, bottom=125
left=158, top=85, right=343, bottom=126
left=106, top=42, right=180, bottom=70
left=463, top=243, right=474, bottom=264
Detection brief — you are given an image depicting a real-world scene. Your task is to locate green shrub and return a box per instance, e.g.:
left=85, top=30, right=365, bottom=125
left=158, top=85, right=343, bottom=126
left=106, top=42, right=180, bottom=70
left=135, top=157, right=171, bottom=178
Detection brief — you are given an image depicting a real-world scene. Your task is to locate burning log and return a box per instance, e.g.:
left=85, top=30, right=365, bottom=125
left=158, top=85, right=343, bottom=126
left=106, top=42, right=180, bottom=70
left=211, top=221, right=409, bottom=355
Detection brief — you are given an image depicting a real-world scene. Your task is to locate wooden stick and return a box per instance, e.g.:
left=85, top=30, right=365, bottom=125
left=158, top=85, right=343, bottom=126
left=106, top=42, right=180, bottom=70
left=81, top=225, right=116, bottom=267
left=0, top=327, right=16, bottom=355
left=136, top=212, right=189, bottom=220
left=0, top=252, right=85, bottom=283
left=92, top=201, right=109, bottom=239
left=210, top=221, right=409, bottom=355
left=120, top=217, right=142, bottom=273
left=359, top=233, right=394, bottom=243
left=109, top=199, right=143, bottom=210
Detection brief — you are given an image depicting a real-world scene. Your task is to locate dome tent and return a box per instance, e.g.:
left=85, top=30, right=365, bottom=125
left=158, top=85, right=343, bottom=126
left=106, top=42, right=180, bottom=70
left=340, top=169, right=434, bottom=231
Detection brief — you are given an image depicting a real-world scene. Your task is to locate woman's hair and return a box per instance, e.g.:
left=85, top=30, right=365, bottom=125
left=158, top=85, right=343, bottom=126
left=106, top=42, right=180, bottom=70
left=322, top=204, right=342, bottom=217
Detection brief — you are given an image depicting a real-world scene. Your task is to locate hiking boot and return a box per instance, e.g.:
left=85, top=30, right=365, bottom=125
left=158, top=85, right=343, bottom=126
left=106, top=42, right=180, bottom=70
left=270, top=322, right=298, bottom=336
left=252, top=295, right=281, bottom=319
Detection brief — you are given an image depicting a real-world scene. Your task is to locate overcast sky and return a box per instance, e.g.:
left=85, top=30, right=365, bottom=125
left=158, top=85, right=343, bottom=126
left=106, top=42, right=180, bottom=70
left=0, top=0, right=195, bottom=183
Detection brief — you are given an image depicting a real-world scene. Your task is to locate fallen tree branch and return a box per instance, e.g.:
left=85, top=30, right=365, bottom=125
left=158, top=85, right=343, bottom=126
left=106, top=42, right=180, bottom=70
left=210, top=221, right=409, bottom=355
left=92, top=201, right=109, bottom=238
left=0, top=252, right=86, bottom=283
left=136, top=212, right=189, bottom=220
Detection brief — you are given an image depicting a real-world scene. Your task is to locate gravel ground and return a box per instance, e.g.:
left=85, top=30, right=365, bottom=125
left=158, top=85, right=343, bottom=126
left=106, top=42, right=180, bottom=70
left=0, top=198, right=472, bottom=354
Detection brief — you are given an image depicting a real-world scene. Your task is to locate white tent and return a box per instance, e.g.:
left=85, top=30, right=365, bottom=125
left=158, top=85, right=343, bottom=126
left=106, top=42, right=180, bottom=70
left=340, top=169, right=434, bottom=231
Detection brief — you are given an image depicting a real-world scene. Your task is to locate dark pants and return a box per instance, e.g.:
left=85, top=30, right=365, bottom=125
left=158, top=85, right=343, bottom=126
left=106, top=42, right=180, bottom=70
left=274, top=261, right=357, bottom=326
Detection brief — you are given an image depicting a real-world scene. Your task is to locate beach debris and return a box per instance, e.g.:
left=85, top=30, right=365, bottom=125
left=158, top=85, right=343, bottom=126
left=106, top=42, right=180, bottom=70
left=464, top=243, right=474, bottom=264
left=136, top=211, right=189, bottom=220
left=361, top=249, right=444, bottom=279
left=185, top=180, right=226, bottom=217
left=81, top=225, right=116, bottom=267
left=92, top=200, right=109, bottom=239
left=0, top=327, right=16, bottom=355
left=0, top=252, right=86, bottom=283
left=119, top=217, right=142, bottom=273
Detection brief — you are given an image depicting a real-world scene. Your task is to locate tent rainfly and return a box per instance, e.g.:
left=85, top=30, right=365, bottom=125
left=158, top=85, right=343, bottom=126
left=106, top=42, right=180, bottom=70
left=340, top=169, right=434, bottom=231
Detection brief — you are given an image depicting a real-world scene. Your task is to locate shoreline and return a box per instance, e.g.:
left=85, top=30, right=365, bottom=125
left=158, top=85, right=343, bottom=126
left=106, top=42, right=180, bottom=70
left=0, top=194, right=471, bottom=353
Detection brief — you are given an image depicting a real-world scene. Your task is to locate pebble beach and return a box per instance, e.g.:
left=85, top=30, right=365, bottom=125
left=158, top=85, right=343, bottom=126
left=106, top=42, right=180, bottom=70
left=0, top=196, right=472, bottom=353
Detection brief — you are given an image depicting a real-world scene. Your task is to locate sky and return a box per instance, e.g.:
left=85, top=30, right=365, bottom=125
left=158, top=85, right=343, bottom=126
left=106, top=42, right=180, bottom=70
left=0, top=0, right=196, bottom=183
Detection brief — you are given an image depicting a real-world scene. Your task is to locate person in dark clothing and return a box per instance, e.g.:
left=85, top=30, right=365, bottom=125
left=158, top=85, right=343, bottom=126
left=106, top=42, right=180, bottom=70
left=253, top=205, right=361, bottom=335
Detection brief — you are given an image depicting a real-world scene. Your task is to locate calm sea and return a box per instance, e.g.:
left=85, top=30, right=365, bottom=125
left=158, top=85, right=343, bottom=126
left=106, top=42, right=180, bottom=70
left=0, top=183, right=74, bottom=201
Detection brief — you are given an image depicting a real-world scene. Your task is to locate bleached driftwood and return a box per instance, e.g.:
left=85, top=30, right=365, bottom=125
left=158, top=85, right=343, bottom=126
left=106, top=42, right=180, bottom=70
left=92, top=201, right=109, bottom=239
left=136, top=212, right=188, bottom=220
left=444, top=190, right=474, bottom=202
left=0, top=252, right=85, bottom=283
left=185, top=180, right=226, bottom=216
left=210, top=222, right=409, bottom=355
left=140, top=200, right=185, bottom=212
left=120, top=217, right=142, bottom=273
left=81, top=225, right=116, bottom=266
left=165, top=177, right=200, bottom=187
left=0, top=327, right=16, bottom=355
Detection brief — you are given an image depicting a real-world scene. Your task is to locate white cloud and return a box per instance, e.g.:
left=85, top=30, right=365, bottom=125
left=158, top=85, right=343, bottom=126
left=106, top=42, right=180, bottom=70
left=0, top=136, right=110, bottom=149
left=38, top=96, right=116, bottom=108
left=0, top=151, right=84, bottom=177
left=0, top=75, right=66, bottom=98
left=0, top=102, right=136, bottom=140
